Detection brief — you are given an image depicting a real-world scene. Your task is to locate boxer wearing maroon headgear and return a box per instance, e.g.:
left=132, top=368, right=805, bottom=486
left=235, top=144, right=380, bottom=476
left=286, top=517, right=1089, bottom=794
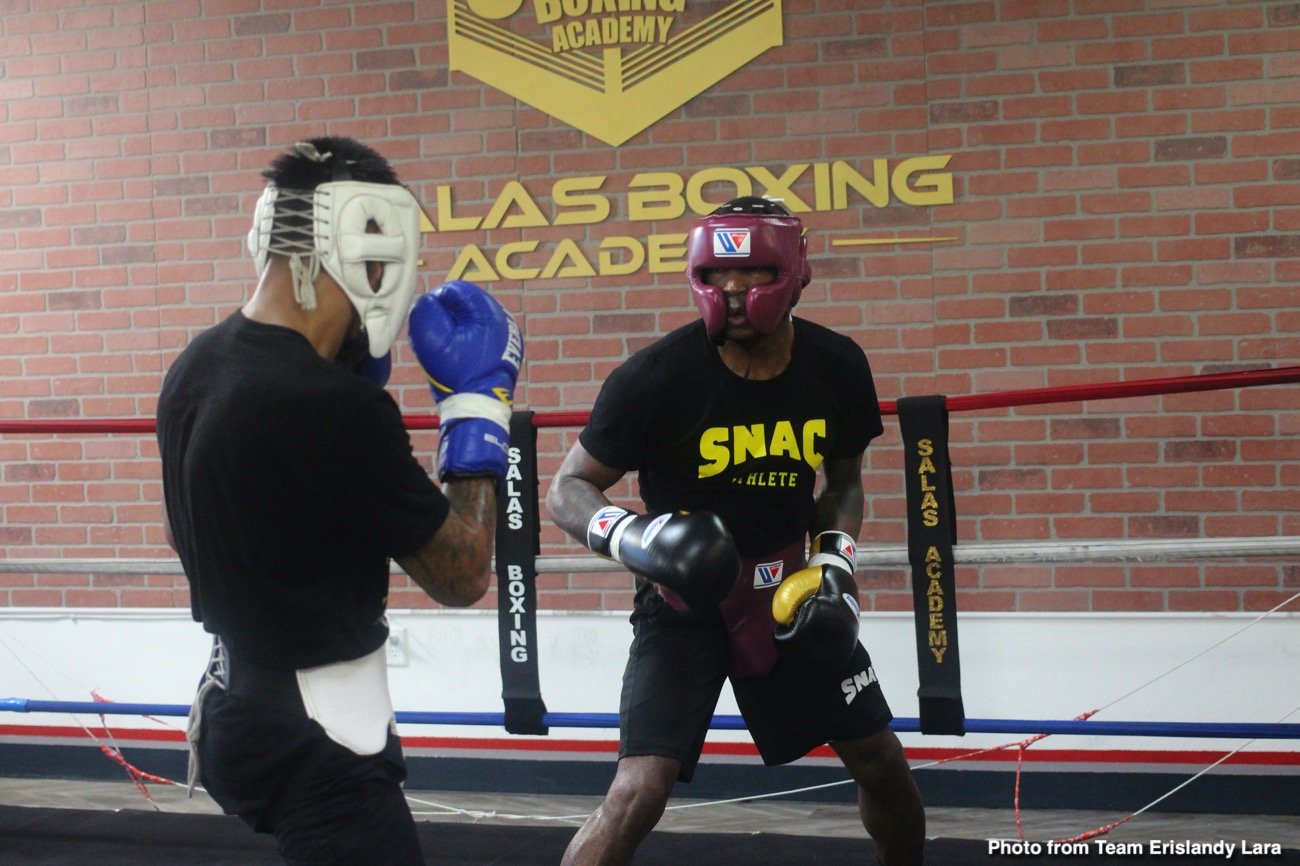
left=686, top=195, right=811, bottom=341
left=547, top=197, right=926, bottom=865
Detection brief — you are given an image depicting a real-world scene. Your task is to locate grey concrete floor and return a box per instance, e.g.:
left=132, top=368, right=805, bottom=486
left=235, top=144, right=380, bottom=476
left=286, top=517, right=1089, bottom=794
left=1, top=776, right=1296, bottom=848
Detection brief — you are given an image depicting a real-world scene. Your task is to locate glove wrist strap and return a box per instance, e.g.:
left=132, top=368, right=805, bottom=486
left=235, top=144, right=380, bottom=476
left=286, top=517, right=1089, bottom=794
left=586, top=506, right=632, bottom=557
left=809, top=530, right=857, bottom=574
left=608, top=515, right=636, bottom=562
left=439, top=393, right=512, bottom=429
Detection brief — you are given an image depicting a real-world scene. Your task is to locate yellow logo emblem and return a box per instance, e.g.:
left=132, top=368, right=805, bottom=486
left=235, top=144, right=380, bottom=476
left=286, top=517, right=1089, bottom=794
left=449, top=0, right=786, bottom=146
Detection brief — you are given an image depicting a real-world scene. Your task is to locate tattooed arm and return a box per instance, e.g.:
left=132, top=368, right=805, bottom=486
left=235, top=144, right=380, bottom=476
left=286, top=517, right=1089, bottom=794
left=396, top=477, right=496, bottom=607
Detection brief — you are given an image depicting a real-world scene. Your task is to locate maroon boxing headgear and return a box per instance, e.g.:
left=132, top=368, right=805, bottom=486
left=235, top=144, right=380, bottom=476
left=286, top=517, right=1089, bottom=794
left=687, top=196, right=810, bottom=341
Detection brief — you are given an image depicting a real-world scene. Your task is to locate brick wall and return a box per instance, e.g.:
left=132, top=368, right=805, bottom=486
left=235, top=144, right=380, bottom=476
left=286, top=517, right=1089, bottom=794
left=1, top=1, right=1297, bottom=614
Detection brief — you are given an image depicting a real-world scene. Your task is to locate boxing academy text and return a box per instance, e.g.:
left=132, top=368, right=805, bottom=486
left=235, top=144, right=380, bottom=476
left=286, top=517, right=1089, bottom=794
left=915, top=438, right=950, bottom=665
left=425, top=158, right=955, bottom=284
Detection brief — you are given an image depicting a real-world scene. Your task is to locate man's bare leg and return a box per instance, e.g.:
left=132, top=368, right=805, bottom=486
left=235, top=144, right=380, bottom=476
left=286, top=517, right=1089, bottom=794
left=832, top=728, right=926, bottom=866
left=562, top=755, right=681, bottom=866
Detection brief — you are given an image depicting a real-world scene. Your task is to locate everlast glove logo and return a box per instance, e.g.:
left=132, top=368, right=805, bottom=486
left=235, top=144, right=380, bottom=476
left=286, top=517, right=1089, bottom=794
left=447, top=0, right=784, bottom=146
left=697, top=419, right=826, bottom=479
left=502, top=316, right=524, bottom=372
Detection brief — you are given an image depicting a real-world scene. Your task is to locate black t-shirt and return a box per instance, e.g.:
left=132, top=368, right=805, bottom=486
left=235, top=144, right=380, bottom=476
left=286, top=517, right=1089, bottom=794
left=580, top=318, right=883, bottom=556
left=157, top=312, right=449, bottom=670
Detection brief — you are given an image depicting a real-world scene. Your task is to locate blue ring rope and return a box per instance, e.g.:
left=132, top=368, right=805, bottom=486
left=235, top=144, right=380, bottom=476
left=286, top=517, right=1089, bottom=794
left=2, top=698, right=1297, bottom=739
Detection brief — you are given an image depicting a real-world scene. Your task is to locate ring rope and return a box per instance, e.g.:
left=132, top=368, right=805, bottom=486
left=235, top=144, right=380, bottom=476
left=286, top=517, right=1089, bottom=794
left=4, top=699, right=1298, bottom=740
left=1091, top=590, right=1300, bottom=717
left=0, top=630, right=178, bottom=808
left=3, top=536, right=1299, bottom=576
left=3, top=366, right=1296, bottom=576
left=1049, top=703, right=1300, bottom=846
left=1, top=365, right=1297, bottom=437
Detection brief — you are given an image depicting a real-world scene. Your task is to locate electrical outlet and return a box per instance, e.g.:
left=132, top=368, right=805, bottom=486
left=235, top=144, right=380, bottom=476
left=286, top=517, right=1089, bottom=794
left=385, top=625, right=408, bottom=667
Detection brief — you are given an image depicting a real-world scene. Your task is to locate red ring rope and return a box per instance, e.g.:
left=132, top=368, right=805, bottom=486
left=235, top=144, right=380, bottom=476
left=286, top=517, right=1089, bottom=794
left=1, top=366, right=1297, bottom=435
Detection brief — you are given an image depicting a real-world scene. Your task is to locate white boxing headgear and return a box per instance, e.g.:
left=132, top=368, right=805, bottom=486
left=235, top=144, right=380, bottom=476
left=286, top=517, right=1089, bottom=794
left=247, top=180, right=423, bottom=358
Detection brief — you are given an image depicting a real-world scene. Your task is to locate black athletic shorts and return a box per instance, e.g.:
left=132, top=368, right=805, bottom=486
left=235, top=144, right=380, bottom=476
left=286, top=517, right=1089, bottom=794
left=618, top=586, right=894, bottom=782
left=196, top=684, right=423, bottom=865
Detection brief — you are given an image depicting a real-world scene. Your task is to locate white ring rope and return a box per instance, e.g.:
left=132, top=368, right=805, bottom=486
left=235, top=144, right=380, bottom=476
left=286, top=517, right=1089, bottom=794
left=1093, top=591, right=1300, bottom=716
left=2, top=535, right=1297, bottom=576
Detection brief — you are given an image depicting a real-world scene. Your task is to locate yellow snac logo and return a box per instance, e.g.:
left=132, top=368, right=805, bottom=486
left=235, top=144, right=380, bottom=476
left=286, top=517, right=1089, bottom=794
left=697, top=419, right=826, bottom=479
left=448, top=0, right=786, bottom=146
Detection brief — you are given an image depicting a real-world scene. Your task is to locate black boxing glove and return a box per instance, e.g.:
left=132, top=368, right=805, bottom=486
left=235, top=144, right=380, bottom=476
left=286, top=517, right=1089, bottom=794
left=587, top=507, right=740, bottom=611
left=771, top=564, right=861, bottom=668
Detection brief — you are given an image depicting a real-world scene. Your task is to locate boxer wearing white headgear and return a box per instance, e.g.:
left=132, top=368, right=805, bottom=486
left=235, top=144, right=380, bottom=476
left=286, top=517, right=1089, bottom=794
left=159, top=136, right=516, bottom=865
left=686, top=196, right=811, bottom=342
left=246, top=140, right=423, bottom=359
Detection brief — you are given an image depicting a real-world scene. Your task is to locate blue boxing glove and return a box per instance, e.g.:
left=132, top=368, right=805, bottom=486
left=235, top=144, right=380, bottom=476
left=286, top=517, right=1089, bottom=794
left=409, top=280, right=523, bottom=481
left=356, top=352, right=392, bottom=387
left=336, top=330, right=392, bottom=387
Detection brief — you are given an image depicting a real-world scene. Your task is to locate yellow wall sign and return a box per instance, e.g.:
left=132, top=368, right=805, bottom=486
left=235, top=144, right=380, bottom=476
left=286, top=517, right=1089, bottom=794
left=449, top=0, right=785, bottom=146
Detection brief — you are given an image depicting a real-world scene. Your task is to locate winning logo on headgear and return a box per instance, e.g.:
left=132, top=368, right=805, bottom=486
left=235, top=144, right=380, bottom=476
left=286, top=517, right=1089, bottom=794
left=712, top=229, right=752, bottom=257
left=447, top=0, right=786, bottom=147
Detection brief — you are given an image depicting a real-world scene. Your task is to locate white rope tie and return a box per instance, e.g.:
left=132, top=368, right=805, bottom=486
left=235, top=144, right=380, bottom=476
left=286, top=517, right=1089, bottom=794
left=262, top=188, right=324, bottom=311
